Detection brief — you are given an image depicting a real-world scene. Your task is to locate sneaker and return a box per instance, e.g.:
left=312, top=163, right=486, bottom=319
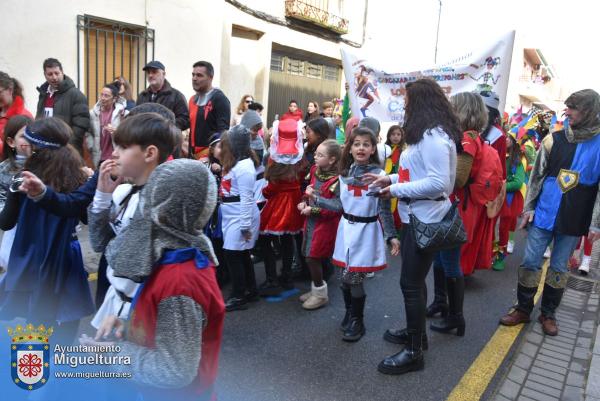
left=507, top=240, right=514, bottom=254
left=492, top=255, right=506, bottom=271
left=578, top=255, right=591, bottom=275
left=366, top=272, right=375, bottom=278
left=543, top=247, right=552, bottom=258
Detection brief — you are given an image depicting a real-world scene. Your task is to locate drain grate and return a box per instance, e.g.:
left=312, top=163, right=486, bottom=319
left=567, top=274, right=598, bottom=293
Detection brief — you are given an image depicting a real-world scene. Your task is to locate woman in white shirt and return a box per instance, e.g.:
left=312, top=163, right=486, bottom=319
left=366, top=79, right=463, bottom=375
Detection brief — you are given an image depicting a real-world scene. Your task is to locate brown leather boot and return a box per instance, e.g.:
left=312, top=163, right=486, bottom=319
left=499, top=309, right=531, bottom=326
left=538, top=315, right=558, bottom=336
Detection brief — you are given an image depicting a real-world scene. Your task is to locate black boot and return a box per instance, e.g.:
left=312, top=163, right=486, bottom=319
left=340, top=286, right=352, bottom=332
left=426, top=266, right=448, bottom=318
left=540, top=271, right=567, bottom=319
left=343, top=295, right=366, bottom=342
left=383, top=328, right=429, bottom=350
left=430, top=277, right=465, bottom=336
left=378, top=330, right=425, bottom=375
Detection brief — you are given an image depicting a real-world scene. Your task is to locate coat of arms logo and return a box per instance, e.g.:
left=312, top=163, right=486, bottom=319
left=8, top=323, right=53, bottom=390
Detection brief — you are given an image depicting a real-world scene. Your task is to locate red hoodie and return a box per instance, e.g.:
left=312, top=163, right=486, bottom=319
left=0, top=96, right=33, bottom=154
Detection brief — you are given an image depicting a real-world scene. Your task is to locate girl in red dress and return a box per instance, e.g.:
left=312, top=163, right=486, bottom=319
left=257, top=118, right=305, bottom=296
left=297, top=139, right=342, bottom=309
left=257, top=161, right=304, bottom=295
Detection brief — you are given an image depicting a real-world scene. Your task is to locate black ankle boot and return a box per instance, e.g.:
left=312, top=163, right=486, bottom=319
left=430, top=277, right=465, bottom=336
left=343, top=295, right=366, bottom=342
left=378, top=330, right=424, bottom=375
left=426, top=267, right=448, bottom=318
left=340, top=286, right=352, bottom=332
left=225, top=296, right=248, bottom=312
left=382, top=328, right=429, bottom=350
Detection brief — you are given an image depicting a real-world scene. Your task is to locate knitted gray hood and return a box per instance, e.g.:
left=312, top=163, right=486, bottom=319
left=107, top=159, right=218, bottom=282
left=565, top=89, right=600, bottom=143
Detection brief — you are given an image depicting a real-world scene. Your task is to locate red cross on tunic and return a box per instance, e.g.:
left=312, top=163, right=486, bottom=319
left=347, top=184, right=368, bottom=197
left=220, top=179, right=232, bottom=195
left=399, top=167, right=410, bottom=183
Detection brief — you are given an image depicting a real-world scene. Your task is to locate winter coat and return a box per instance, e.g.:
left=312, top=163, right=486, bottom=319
left=89, top=98, right=127, bottom=165
left=136, top=79, right=189, bottom=130
left=36, top=75, right=90, bottom=152
left=0, top=95, right=33, bottom=154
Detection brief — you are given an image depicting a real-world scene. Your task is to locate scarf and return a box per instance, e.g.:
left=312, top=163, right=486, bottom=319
left=107, top=159, right=218, bottom=282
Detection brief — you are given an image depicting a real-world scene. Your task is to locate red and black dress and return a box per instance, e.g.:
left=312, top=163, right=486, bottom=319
left=301, top=165, right=341, bottom=258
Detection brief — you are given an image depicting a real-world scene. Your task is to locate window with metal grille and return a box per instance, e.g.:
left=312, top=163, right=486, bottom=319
left=77, top=15, right=155, bottom=108
left=324, top=65, right=339, bottom=81
left=270, top=53, right=284, bottom=72
left=287, top=58, right=304, bottom=76
left=306, top=62, right=323, bottom=79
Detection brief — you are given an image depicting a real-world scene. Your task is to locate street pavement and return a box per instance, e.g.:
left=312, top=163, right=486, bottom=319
left=213, top=235, right=527, bottom=401
left=72, top=227, right=600, bottom=401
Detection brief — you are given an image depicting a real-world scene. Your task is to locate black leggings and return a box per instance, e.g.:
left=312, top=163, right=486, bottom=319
left=224, top=249, right=257, bottom=298
left=400, top=226, right=434, bottom=336
left=259, top=234, right=295, bottom=281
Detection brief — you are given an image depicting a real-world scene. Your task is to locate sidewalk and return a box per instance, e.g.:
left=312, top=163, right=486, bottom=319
left=492, top=270, right=600, bottom=401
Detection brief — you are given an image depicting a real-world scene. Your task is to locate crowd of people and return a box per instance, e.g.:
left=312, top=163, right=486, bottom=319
left=0, top=56, right=599, bottom=398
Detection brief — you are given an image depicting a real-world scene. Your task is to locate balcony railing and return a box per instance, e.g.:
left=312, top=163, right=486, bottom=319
left=284, top=0, right=349, bottom=35
left=519, top=74, right=551, bottom=85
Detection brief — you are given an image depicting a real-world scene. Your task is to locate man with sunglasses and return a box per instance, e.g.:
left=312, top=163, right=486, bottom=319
left=500, top=89, right=600, bottom=336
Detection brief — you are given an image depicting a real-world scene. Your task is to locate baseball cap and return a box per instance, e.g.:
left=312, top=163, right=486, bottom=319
left=143, top=61, right=165, bottom=71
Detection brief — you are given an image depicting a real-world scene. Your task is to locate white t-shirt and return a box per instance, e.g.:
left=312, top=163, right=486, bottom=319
left=90, top=184, right=140, bottom=329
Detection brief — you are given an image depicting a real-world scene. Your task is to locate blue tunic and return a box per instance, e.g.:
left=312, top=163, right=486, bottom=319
left=534, top=131, right=600, bottom=236
left=0, top=194, right=95, bottom=324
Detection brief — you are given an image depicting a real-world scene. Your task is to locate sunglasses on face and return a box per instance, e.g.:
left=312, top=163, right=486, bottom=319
left=245, top=100, right=253, bottom=104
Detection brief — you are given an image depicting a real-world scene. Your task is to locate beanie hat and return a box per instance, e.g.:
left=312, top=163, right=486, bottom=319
left=228, top=124, right=251, bottom=161
left=240, top=110, right=263, bottom=129
left=208, top=132, right=221, bottom=147
left=359, top=116, right=381, bottom=135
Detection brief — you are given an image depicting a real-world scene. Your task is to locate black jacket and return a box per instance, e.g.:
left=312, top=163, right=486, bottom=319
left=36, top=75, right=90, bottom=153
left=136, top=79, right=190, bottom=130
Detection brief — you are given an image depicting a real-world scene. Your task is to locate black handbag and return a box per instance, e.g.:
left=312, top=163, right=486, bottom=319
left=407, top=199, right=467, bottom=253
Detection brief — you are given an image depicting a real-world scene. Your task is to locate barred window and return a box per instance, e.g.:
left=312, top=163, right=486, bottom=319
left=287, top=58, right=304, bottom=76
left=324, top=65, right=339, bottom=81
left=77, top=15, right=154, bottom=108
left=270, top=54, right=284, bottom=72
left=306, top=62, right=323, bottom=79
